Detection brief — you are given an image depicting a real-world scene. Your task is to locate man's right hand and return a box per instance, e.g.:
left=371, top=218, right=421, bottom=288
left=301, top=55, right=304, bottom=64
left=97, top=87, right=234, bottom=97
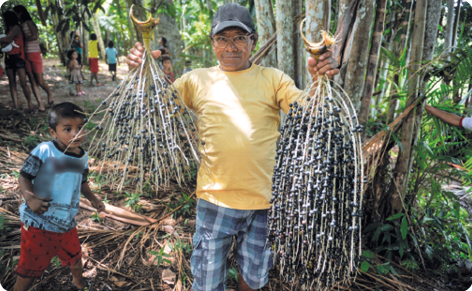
left=126, top=42, right=161, bottom=69
left=26, top=196, right=53, bottom=216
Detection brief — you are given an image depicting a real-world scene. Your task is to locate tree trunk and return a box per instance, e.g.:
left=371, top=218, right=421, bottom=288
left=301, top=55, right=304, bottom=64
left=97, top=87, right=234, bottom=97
left=82, top=24, right=89, bottom=67
left=444, top=0, right=455, bottom=57
left=254, top=0, right=277, bottom=68
left=157, top=12, right=184, bottom=75
left=91, top=14, right=107, bottom=60
left=342, top=0, right=375, bottom=111
left=277, top=0, right=294, bottom=79
left=293, top=0, right=304, bottom=88
left=126, top=0, right=142, bottom=44
left=50, top=10, right=66, bottom=64
left=115, top=0, right=129, bottom=52
left=305, top=0, right=328, bottom=84
left=358, top=0, right=387, bottom=129
left=333, top=0, right=352, bottom=86
left=452, top=0, right=462, bottom=104
left=400, top=0, right=413, bottom=50
left=452, top=0, right=462, bottom=47
left=387, top=1, right=414, bottom=124
left=125, top=0, right=137, bottom=46
left=389, top=0, right=427, bottom=214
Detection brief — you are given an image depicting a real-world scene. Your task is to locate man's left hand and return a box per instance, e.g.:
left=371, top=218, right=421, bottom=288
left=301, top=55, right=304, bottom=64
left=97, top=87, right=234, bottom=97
left=91, top=199, right=106, bottom=213
left=308, top=50, right=339, bottom=80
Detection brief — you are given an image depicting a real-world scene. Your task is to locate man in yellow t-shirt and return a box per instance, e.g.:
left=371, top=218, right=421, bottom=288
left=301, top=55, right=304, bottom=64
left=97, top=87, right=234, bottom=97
left=88, top=33, right=101, bottom=86
left=127, top=4, right=339, bottom=291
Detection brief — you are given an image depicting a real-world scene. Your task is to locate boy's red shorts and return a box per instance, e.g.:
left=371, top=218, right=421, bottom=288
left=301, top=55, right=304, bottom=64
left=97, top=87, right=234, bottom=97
left=89, top=58, right=99, bottom=73
left=15, top=223, right=82, bottom=278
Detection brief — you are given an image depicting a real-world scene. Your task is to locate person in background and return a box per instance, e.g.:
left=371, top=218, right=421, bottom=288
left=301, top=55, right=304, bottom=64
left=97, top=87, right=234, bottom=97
left=0, top=11, right=35, bottom=114
left=158, top=37, right=171, bottom=56
left=183, top=59, right=192, bottom=74
left=425, top=104, right=472, bottom=130
left=88, top=33, right=101, bottom=86
left=70, top=31, right=82, bottom=65
left=160, top=55, right=174, bottom=83
left=13, top=5, right=54, bottom=109
left=68, top=49, right=85, bottom=96
left=105, top=40, right=118, bottom=82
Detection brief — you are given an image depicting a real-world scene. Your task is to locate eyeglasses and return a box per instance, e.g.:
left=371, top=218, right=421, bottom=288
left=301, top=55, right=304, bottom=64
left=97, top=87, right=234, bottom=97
left=212, top=34, right=253, bottom=48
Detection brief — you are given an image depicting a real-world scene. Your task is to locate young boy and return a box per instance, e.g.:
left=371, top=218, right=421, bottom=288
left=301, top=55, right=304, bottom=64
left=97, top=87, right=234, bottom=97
left=105, top=40, right=118, bottom=82
left=14, top=102, right=105, bottom=291
left=88, top=33, right=101, bottom=86
left=161, top=55, right=174, bottom=84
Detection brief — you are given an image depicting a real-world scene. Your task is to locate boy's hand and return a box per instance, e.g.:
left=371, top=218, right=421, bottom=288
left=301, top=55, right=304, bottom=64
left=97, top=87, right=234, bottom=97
left=26, top=196, right=53, bottom=216
left=91, top=199, right=106, bottom=212
left=126, top=42, right=161, bottom=69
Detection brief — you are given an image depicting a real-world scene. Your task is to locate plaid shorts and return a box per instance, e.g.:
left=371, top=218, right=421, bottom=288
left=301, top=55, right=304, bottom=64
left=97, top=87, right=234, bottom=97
left=191, top=199, right=273, bottom=291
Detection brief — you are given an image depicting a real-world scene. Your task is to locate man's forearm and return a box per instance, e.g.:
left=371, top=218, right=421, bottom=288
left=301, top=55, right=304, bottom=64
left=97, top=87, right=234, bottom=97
left=425, top=105, right=462, bottom=127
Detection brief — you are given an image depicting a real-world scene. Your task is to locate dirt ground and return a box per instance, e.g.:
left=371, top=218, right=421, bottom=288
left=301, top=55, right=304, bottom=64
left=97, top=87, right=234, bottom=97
left=0, top=58, right=470, bottom=291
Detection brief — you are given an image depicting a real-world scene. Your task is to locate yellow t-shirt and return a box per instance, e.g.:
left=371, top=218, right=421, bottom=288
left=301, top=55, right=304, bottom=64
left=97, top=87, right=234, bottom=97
left=174, top=63, right=302, bottom=210
left=88, top=40, right=99, bottom=58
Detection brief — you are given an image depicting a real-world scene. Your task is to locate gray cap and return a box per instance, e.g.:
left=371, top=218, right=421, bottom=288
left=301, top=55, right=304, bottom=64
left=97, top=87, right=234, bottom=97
left=211, top=4, right=256, bottom=36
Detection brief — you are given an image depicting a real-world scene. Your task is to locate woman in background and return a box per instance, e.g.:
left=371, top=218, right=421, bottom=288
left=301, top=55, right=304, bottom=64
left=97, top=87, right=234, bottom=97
left=0, top=11, right=35, bottom=114
left=158, top=37, right=171, bottom=56
left=13, top=5, right=53, bottom=108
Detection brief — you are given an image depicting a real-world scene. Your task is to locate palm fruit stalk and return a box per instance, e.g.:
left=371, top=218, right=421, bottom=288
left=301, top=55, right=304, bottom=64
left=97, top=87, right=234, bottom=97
left=82, top=6, right=200, bottom=193
left=267, top=19, right=365, bottom=290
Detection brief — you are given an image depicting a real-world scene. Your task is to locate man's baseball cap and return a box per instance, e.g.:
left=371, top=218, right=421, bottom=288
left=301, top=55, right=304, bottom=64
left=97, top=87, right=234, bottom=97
left=211, top=4, right=256, bottom=36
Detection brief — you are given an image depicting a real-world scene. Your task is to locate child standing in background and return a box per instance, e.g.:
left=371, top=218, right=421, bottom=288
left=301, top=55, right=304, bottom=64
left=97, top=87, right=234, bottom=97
left=68, top=49, right=85, bottom=96
left=70, top=31, right=82, bottom=65
left=105, top=40, right=118, bottom=82
left=160, top=55, right=174, bottom=84
left=88, top=33, right=101, bottom=86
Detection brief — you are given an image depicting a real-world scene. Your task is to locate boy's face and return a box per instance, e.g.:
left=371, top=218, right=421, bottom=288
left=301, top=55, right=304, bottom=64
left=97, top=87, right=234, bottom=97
left=49, top=117, right=85, bottom=152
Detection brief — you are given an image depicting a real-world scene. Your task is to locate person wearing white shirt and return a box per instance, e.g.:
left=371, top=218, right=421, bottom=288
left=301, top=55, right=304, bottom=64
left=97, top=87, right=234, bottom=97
left=425, top=104, right=472, bottom=130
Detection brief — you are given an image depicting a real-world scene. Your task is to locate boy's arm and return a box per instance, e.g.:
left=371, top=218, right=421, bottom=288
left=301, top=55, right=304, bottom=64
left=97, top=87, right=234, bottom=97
left=425, top=104, right=462, bottom=127
left=81, top=183, right=105, bottom=212
left=19, top=175, right=52, bottom=215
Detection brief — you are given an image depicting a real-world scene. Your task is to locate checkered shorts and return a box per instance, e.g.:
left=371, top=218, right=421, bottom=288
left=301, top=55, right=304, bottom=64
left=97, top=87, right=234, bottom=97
left=191, top=199, right=273, bottom=291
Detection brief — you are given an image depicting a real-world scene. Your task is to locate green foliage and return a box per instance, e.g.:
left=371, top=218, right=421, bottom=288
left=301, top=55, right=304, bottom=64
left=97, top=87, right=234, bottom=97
left=24, top=135, right=42, bottom=149
left=228, top=266, right=239, bottom=282
left=0, top=214, right=10, bottom=237
left=124, top=191, right=142, bottom=213
left=166, top=192, right=195, bottom=219
left=148, top=245, right=172, bottom=268
left=90, top=211, right=102, bottom=223
left=50, top=256, right=61, bottom=268
left=170, top=239, right=192, bottom=255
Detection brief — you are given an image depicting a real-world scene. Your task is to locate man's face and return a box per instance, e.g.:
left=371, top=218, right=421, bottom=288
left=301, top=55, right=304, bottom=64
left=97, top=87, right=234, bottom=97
left=49, top=117, right=85, bottom=152
left=212, top=27, right=257, bottom=72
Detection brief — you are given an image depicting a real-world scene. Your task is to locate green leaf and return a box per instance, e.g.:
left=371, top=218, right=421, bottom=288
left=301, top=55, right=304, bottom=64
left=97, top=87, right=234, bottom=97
left=401, top=217, right=408, bottom=240
left=386, top=213, right=404, bottom=221
left=361, top=261, right=370, bottom=272
left=391, top=132, right=404, bottom=153
left=362, top=251, right=374, bottom=259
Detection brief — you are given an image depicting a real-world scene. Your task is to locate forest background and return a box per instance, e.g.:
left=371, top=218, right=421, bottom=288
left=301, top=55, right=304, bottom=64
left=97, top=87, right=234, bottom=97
left=1, top=0, right=472, bottom=289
